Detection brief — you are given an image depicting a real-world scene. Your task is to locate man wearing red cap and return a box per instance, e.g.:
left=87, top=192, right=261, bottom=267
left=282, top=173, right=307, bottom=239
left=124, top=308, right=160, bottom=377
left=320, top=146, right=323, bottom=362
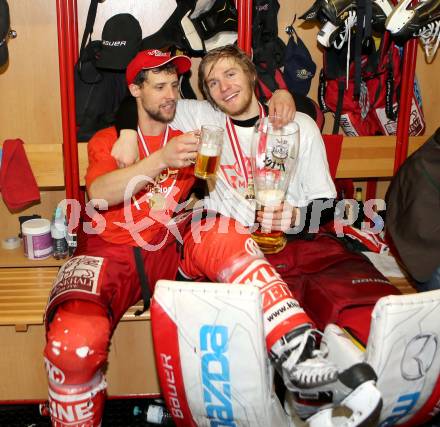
left=43, top=49, right=352, bottom=427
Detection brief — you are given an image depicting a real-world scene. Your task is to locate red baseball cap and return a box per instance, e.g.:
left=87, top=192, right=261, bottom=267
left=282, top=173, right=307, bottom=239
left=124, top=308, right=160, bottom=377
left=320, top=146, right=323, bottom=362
left=126, top=49, right=191, bottom=85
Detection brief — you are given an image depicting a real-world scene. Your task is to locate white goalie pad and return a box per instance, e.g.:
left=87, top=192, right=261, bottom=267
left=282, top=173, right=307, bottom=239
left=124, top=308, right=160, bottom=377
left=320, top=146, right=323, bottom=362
left=321, top=289, right=440, bottom=426
left=367, top=289, right=440, bottom=425
left=150, top=280, right=290, bottom=427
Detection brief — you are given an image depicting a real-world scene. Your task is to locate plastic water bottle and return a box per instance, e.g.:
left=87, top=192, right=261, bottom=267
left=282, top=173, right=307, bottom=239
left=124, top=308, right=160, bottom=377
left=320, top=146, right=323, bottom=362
left=353, top=187, right=365, bottom=229
left=133, top=401, right=174, bottom=426
left=51, top=207, right=68, bottom=259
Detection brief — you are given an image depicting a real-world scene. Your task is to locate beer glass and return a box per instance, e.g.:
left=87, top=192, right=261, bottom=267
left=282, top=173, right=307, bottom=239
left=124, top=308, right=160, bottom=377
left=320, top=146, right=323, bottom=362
left=194, top=125, right=223, bottom=179
left=250, top=117, right=300, bottom=254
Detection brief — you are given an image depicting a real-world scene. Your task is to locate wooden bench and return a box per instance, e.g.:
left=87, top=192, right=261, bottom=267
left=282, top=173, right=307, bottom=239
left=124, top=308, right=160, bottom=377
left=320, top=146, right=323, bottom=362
left=0, top=267, right=159, bottom=401
left=0, top=135, right=424, bottom=401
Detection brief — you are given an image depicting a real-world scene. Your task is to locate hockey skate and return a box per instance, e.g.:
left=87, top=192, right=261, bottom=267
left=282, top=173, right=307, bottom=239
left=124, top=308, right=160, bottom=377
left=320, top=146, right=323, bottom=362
left=317, top=16, right=356, bottom=48
left=417, top=21, right=440, bottom=61
left=191, top=0, right=238, bottom=51
left=386, top=0, right=440, bottom=38
left=301, top=0, right=394, bottom=47
left=272, top=326, right=382, bottom=425
left=301, top=0, right=393, bottom=28
left=386, top=0, right=440, bottom=61
left=304, top=381, right=382, bottom=427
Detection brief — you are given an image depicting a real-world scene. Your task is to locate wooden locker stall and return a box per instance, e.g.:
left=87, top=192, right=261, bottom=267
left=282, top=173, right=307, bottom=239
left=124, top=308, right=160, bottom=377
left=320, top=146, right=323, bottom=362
left=0, top=1, right=161, bottom=401
left=0, top=1, right=63, bottom=242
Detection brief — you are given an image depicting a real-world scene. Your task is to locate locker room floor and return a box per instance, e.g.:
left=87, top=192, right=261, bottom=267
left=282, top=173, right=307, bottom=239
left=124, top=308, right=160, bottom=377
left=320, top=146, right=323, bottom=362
left=1, top=398, right=439, bottom=426
left=0, top=398, right=169, bottom=427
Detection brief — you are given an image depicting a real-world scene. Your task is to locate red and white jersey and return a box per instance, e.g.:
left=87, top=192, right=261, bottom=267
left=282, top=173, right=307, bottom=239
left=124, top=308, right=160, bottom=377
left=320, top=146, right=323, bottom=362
left=86, top=126, right=195, bottom=246
left=172, top=100, right=336, bottom=226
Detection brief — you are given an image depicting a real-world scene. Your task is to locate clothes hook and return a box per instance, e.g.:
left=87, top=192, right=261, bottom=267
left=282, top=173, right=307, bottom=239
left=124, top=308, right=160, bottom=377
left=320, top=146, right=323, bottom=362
left=285, top=15, right=297, bottom=35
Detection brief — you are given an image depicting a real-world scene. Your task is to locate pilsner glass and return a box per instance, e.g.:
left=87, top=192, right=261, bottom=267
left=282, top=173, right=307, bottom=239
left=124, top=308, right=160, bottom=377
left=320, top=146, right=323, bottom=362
left=194, top=125, right=223, bottom=179
left=250, top=117, right=300, bottom=254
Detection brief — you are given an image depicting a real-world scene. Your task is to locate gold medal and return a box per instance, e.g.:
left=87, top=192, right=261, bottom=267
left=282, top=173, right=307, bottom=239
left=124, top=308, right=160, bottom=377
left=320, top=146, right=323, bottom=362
left=245, top=176, right=256, bottom=200
left=149, top=189, right=167, bottom=210
left=137, top=127, right=178, bottom=211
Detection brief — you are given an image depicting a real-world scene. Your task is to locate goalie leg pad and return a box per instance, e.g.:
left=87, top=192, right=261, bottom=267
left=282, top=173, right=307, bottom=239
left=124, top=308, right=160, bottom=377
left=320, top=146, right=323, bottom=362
left=398, top=373, right=440, bottom=426
left=366, top=290, right=440, bottom=425
left=151, top=280, right=290, bottom=427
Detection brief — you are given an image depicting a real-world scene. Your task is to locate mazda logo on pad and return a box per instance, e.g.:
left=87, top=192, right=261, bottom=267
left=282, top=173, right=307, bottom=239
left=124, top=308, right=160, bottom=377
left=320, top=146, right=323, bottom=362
left=401, top=334, right=438, bottom=381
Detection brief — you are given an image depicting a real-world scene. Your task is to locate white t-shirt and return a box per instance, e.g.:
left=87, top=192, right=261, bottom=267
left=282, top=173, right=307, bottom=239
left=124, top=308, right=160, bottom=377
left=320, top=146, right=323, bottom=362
left=171, top=100, right=336, bottom=226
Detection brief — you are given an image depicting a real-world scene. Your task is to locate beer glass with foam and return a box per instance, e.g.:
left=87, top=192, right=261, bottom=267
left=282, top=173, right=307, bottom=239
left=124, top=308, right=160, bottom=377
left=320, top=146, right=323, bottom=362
left=250, top=117, right=300, bottom=254
left=194, top=125, right=223, bottom=179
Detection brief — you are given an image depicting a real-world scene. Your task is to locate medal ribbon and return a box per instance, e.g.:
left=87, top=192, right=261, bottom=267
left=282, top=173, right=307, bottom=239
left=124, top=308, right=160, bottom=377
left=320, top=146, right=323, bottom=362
left=137, top=125, right=169, bottom=157
left=133, top=125, right=177, bottom=210
left=224, top=103, right=266, bottom=187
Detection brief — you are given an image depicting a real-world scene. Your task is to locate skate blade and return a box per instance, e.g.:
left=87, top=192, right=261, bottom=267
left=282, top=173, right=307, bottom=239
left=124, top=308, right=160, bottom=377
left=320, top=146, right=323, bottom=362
left=305, top=380, right=382, bottom=427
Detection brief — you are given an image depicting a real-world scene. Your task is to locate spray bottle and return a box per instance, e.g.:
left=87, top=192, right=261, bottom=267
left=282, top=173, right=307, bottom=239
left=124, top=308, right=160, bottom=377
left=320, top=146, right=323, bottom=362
left=51, top=207, right=68, bottom=259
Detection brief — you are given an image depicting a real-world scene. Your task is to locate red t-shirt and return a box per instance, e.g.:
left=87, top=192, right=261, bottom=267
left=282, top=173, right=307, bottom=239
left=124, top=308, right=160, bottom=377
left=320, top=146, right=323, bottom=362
left=85, top=127, right=195, bottom=246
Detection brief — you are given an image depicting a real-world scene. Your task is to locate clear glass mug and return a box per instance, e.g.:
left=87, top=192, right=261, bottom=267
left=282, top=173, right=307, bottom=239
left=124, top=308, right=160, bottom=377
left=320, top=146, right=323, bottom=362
left=194, top=125, right=224, bottom=180
left=250, top=116, right=300, bottom=254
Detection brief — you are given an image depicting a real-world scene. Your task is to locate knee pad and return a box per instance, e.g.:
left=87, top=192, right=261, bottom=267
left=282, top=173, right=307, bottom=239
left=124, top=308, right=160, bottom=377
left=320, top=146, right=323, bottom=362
left=180, top=216, right=257, bottom=281
left=44, top=300, right=111, bottom=386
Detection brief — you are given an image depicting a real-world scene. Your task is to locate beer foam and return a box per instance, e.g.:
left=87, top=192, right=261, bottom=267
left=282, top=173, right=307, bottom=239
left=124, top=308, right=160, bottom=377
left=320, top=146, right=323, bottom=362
left=199, top=145, right=219, bottom=157
left=257, top=189, right=284, bottom=207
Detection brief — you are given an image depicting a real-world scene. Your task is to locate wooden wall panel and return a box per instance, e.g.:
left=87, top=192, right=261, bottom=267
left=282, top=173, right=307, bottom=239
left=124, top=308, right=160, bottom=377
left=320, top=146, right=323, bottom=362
left=0, top=318, right=160, bottom=400
left=0, top=1, right=64, bottom=238
left=0, top=1, right=62, bottom=145
left=415, top=47, right=440, bottom=136
left=278, top=1, right=322, bottom=108
left=0, top=190, right=65, bottom=241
